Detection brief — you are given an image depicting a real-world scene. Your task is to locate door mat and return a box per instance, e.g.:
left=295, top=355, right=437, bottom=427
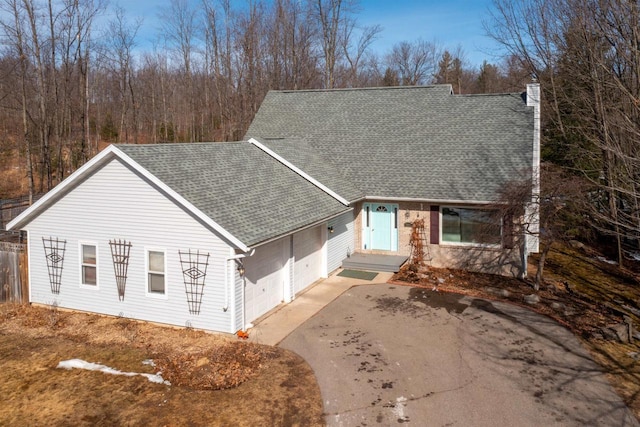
left=338, top=269, right=378, bottom=280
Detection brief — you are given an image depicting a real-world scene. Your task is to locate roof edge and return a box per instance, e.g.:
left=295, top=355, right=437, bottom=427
left=268, top=84, right=454, bottom=94
left=247, top=137, right=350, bottom=206
left=7, top=145, right=120, bottom=231
left=113, top=146, right=249, bottom=251
left=248, top=207, right=353, bottom=248
left=362, top=196, right=498, bottom=205
left=8, top=144, right=250, bottom=252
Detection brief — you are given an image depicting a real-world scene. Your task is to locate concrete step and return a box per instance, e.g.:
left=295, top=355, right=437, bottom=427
left=342, top=253, right=408, bottom=273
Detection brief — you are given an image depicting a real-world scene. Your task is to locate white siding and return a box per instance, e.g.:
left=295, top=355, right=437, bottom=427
left=327, top=210, right=354, bottom=273
left=243, top=238, right=288, bottom=324
left=25, top=158, right=235, bottom=333
left=233, top=257, right=244, bottom=332
left=293, top=225, right=323, bottom=294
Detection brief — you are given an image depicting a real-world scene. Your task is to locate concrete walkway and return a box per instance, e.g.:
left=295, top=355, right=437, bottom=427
left=247, top=270, right=393, bottom=346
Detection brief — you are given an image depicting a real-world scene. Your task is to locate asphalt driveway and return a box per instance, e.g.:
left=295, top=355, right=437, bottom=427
left=280, top=284, right=638, bottom=426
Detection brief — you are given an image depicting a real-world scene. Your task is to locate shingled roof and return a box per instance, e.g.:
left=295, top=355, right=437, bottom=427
left=118, top=142, right=349, bottom=247
left=246, top=85, right=535, bottom=203
left=250, top=137, right=365, bottom=203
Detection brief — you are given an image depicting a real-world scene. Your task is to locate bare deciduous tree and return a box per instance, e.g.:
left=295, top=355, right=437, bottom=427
left=0, top=0, right=35, bottom=201
left=489, top=0, right=640, bottom=265
left=1, top=0, right=537, bottom=203
left=494, top=164, right=588, bottom=289
left=103, top=5, right=141, bottom=144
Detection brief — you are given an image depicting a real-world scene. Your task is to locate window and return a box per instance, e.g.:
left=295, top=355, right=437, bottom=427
left=147, top=250, right=166, bottom=295
left=81, top=244, right=97, bottom=286
left=365, top=205, right=370, bottom=227
left=441, top=207, right=501, bottom=246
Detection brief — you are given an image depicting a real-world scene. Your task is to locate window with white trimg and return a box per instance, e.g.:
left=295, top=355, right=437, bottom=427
left=147, top=250, right=166, bottom=295
left=80, top=243, right=97, bottom=286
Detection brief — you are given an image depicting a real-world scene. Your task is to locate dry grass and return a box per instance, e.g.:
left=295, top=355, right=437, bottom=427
left=4, top=240, right=638, bottom=424
left=0, top=305, right=323, bottom=426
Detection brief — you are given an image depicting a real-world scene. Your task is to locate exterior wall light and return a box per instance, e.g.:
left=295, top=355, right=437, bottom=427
left=328, top=226, right=334, bottom=233
left=237, top=263, right=245, bottom=276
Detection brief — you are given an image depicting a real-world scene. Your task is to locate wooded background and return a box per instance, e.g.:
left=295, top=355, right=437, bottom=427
left=1, top=0, right=639, bottom=266
left=489, top=0, right=640, bottom=266
left=0, top=0, right=528, bottom=198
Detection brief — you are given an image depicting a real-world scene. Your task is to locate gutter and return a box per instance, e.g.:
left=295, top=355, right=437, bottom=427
left=362, top=196, right=500, bottom=205
left=222, top=248, right=256, bottom=312
left=248, top=208, right=353, bottom=249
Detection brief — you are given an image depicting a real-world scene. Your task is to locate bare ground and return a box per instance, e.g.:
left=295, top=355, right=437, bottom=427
left=2, top=242, right=638, bottom=425
left=0, top=305, right=324, bottom=426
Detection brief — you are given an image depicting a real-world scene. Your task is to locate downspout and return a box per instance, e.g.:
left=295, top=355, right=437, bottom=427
left=521, top=232, right=528, bottom=280
left=224, top=249, right=255, bottom=315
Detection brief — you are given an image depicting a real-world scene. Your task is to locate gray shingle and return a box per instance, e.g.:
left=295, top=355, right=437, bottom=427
left=253, top=137, right=365, bottom=202
left=118, top=142, right=349, bottom=247
left=246, top=86, right=534, bottom=202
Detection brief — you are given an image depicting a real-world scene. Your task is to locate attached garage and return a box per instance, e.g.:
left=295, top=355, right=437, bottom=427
left=293, top=225, right=325, bottom=294
left=243, top=238, right=289, bottom=323
left=243, top=223, right=328, bottom=325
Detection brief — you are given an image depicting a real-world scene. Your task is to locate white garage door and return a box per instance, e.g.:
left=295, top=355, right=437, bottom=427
left=293, top=225, right=324, bottom=294
left=243, top=238, right=287, bottom=323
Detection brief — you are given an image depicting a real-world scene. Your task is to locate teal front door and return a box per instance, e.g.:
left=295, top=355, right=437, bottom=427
left=363, top=203, right=398, bottom=251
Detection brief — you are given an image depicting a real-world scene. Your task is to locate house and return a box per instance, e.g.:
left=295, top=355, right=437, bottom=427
left=246, top=83, right=540, bottom=272
left=7, top=84, right=540, bottom=333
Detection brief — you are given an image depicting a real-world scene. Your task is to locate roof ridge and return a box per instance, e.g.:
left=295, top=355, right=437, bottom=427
left=271, top=84, right=453, bottom=94
left=248, top=138, right=350, bottom=205
left=116, top=141, right=245, bottom=148
left=456, top=92, right=523, bottom=97
left=267, top=86, right=525, bottom=99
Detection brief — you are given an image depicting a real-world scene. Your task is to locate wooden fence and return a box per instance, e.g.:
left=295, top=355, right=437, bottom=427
left=0, top=242, right=28, bottom=303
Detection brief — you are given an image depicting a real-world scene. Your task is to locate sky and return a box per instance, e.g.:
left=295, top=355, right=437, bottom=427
left=358, top=0, right=504, bottom=66
left=115, top=0, right=505, bottom=68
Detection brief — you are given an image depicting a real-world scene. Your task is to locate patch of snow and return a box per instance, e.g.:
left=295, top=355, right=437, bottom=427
left=140, top=373, right=169, bottom=384
left=57, top=358, right=170, bottom=385
left=393, top=396, right=408, bottom=420
left=595, top=256, right=617, bottom=265
left=142, top=359, right=156, bottom=367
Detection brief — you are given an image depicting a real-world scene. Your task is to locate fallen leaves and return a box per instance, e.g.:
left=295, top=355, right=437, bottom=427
left=153, top=342, right=279, bottom=390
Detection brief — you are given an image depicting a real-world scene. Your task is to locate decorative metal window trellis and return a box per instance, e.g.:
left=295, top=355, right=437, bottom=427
left=109, top=239, right=132, bottom=301
left=178, top=249, right=210, bottom=315
left=42, top=237, right=67, bottom=294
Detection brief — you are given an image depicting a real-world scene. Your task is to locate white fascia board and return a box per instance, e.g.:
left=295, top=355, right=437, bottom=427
left=7, top=145, right=120, bottom=231
left=247, top=137, right=350, bottom=206
left=112, top=146, right=249, bottom=252
left=7, top=145, right=250, bottom=253
left=363, top=196, right=497, bottom=205
left=250, top=207, right=354, bottom=249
